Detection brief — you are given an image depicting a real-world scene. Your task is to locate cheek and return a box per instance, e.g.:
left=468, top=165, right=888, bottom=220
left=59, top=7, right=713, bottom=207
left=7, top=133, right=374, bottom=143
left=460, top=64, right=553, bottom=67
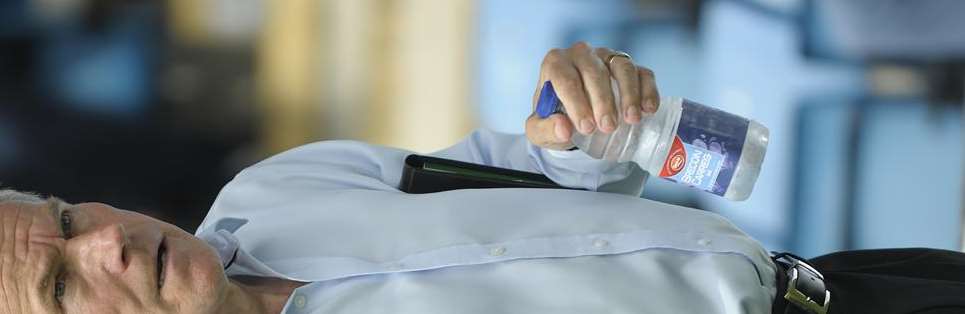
left=168, top=234, right=229, bottom=311
left=68, top=297, right=131, bottom=314
left=188, top=243, right=226, bottom=293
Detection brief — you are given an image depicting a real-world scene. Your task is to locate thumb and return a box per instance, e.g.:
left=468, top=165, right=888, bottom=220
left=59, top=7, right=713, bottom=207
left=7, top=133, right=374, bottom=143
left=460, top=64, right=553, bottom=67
left=526, top=112, right=576, bottom=150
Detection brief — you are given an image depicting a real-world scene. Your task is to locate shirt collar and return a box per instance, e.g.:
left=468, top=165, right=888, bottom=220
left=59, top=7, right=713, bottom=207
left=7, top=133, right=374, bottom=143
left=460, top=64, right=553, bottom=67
left=196, top=217, right=248, bottom=269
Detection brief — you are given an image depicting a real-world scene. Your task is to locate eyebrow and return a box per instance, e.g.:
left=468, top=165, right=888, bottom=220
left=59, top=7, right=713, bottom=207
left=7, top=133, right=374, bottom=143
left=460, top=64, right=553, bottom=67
left=44, top=197, right=65, bottom=238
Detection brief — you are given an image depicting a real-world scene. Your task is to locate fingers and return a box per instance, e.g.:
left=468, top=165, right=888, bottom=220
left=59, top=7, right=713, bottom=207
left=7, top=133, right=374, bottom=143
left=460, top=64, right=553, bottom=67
left=526, top=112, right=576, bottom=150
left=540, top=47, right=595, bottom=135
left=638, top=66, right=660, bottom=114
left=569, top=42, right=618, bottom=134
left=532, top=41, right=661, bottom=151
left=594, top=47, right=642, bottom=124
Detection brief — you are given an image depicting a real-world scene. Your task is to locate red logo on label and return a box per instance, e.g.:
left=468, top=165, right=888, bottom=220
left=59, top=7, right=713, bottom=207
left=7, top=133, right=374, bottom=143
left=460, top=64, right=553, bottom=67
left=660, top=136, right=687, bottom=177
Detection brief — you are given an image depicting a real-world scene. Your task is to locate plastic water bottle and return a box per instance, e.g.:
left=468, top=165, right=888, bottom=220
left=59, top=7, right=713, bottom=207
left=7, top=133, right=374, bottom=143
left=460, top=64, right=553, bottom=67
left=535, top=81, right=769, bottom=201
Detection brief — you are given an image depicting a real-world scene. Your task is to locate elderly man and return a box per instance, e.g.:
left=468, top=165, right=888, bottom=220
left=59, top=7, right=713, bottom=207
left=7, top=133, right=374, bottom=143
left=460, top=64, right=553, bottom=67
left=2, top=43, right=964, bottom=314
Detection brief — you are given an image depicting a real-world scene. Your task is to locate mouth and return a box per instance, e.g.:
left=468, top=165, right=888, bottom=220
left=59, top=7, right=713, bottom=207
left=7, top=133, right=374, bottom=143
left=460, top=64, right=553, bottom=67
left=157, top=237, right=167, bottom=288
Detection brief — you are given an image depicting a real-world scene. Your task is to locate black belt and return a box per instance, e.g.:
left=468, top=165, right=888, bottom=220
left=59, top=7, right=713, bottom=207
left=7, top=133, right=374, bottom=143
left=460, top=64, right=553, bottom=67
left=772, top=253, right=832, bottom=314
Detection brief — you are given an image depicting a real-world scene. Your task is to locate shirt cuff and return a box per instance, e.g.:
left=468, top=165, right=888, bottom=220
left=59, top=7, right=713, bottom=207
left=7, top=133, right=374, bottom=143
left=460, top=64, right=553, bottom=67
left=528, top=143, right=642, bottom=193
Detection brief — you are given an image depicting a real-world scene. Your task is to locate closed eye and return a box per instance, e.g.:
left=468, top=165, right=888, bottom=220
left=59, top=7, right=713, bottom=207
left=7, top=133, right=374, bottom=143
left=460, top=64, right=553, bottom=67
left=54, top=275, right=66, bottom=305
left=60, top=209, right=73, bottom=239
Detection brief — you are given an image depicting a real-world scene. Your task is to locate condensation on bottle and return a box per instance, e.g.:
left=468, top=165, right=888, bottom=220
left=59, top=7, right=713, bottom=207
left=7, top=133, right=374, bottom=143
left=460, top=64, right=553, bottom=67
left=535, top=80, right=769, bottom=201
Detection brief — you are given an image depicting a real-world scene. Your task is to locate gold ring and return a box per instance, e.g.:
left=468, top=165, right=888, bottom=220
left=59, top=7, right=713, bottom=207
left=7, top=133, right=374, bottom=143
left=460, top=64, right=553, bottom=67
left=606, top=51, right=632, bottom=66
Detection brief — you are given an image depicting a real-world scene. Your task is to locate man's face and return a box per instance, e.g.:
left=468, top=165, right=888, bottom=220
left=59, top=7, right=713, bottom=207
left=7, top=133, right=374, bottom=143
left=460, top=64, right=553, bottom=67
left=0, top=199, right=228, bottom=313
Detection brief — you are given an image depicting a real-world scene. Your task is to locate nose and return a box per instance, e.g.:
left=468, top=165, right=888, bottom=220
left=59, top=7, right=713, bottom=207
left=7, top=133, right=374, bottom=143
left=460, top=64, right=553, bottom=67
left=74, top=223, right=130, bottom=274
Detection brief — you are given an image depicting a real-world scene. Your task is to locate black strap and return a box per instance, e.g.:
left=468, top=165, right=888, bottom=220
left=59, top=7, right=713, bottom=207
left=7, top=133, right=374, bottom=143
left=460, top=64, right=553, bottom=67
left=774, top=257, right=809, bottom=314
left=772, top=252, right=828, bottom=314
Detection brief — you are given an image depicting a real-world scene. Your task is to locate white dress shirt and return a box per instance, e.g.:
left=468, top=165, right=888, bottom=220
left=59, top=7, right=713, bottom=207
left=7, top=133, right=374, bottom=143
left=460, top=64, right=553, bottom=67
left=195, top=129, right=777, bottom=314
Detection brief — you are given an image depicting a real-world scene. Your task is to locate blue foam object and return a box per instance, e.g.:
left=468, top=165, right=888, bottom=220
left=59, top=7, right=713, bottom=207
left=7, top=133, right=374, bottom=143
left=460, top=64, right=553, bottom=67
left=535, top=81, right=563, bottom=118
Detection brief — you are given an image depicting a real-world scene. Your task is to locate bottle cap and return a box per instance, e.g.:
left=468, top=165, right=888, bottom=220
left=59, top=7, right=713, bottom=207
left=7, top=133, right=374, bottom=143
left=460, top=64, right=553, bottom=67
left=535, top=81, right=563, bottom=119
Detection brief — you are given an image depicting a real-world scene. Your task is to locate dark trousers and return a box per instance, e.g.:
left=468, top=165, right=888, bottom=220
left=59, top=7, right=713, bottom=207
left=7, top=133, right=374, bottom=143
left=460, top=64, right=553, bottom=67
left=774, top=248, right=965, bottom=314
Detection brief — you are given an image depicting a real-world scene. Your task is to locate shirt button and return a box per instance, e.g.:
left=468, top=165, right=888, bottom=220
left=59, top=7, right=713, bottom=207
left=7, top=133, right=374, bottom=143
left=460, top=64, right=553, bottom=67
left=293, top=294, right=307, bottom=309
left=489, top=246, right=507, bottom=256
left=593, top=239, right=609, bottom=248
left=698, top=238, right=712, bottom=246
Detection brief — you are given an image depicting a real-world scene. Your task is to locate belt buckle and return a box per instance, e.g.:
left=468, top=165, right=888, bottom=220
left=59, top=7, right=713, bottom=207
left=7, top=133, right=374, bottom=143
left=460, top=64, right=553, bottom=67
left=784, top=258, right=831, bottom=314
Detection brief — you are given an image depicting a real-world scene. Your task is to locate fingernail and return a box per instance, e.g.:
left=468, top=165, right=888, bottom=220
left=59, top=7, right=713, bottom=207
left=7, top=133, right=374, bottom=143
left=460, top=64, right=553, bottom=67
left=626, top=106, right=641, bottom=122
left=579, top=118, right=595, bottom=134
left=600, top=115, right=616, bottom=132
left=554, top=121, right=568, bottom=141
left=645, top=99, right=657, bottom=113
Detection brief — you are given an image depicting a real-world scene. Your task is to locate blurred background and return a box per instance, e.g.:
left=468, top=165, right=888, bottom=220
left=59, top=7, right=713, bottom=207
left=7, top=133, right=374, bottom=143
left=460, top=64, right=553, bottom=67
left=0, top=0, right=962, bottom=257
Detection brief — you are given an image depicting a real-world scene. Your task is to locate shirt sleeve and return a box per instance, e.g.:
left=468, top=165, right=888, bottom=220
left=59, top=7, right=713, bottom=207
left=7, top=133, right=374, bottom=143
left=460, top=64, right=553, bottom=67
left=226, top=128, right=646, bottom=197
left=430, top=129, right=647, bottom=195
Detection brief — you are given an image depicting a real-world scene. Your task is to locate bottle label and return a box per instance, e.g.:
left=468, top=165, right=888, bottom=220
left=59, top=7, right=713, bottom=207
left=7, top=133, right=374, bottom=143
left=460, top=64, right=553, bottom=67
left=659, top=99, right=749, bottom=196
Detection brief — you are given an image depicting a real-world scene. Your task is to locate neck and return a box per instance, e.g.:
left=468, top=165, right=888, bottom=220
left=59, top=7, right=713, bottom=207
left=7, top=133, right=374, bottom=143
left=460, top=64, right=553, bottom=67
left=218, top=276, right=306, bottom=314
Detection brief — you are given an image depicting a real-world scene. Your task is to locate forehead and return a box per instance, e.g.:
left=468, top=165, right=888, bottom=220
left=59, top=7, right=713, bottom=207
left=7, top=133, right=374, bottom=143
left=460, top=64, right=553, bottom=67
left=0, top=200, right=65, bottom=261
left=0, top=200, right=61, bottom=234
left=0, top=200, right=63, bottom=313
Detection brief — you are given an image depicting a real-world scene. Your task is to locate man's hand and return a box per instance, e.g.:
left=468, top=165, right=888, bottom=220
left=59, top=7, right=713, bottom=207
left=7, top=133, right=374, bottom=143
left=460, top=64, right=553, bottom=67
left=526, top=42, right=660, bottom=150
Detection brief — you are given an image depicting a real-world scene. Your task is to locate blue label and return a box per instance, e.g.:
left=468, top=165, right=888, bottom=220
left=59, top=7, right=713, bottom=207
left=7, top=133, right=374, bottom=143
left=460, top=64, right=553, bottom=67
left=659, top=99, right=749, bottom=196
left=665, top=143, right=725, bottom=191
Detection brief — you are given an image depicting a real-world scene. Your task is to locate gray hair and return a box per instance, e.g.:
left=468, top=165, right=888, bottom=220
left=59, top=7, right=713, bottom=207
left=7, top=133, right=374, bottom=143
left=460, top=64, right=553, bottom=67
left=0, top=189, right=45, bottom=204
